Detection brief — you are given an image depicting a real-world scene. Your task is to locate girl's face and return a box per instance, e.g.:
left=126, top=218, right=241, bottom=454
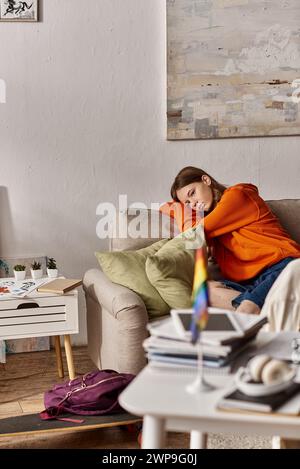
left=176, top=176, right=214, bottom=213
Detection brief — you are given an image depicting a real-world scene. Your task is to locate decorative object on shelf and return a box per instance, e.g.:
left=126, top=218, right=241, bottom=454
left=47, top=257, right=58, bottom=278
left=167, top=0, right=300, bottom=139
left=0, top=0, right=38, bottom=22
left=13, top=264, right=26, bottom=281
left=30, top=260, right=43, bottom=279
left=0, top=255, right=46, bottom=278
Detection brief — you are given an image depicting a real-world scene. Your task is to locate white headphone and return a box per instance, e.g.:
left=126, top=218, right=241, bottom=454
left=247, top=355, right=292, bottom=385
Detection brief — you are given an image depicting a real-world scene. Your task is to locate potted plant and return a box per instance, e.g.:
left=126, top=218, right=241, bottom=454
left=47, top=257, right=58, bottom=278
left=13, top=264, right=26, bottom=281
left=30, top=261, right=43, bottom=279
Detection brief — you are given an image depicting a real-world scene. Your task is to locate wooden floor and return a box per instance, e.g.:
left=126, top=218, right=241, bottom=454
left=0, top=347, right=271, bottom=449
left=0, top=347, right=190, bottom=449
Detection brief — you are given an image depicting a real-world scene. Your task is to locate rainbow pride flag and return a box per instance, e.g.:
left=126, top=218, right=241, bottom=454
left=190, top=247, right=209, bottom=344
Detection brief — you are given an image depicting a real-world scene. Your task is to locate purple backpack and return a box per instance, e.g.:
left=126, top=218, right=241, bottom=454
left=40, top=369, right=135, bottom=421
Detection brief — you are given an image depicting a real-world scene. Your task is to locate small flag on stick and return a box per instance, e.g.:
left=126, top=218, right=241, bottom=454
left=190, top=247, right=209, bottom=344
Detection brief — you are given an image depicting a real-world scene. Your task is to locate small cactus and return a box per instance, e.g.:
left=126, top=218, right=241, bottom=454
left=31, top=261, right=41, bottom=270
left=47, top=258, right=57, bottom=269
left=14, top=264, right=26, bottom=271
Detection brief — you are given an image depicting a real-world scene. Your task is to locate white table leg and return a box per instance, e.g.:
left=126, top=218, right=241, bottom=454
left=141, top=415, right=166, bottom=449
left=272, top=436, right=282, bottom=449
left=190, top=431, right=207, bottom=449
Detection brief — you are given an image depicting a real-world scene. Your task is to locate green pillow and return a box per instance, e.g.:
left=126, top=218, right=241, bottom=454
left=95, top=239, right=170, bottom=319
left=145, top=227, right=205, bottom=309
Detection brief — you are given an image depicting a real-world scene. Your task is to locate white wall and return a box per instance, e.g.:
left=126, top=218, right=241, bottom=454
left=0, top=0, right=299, bottom=344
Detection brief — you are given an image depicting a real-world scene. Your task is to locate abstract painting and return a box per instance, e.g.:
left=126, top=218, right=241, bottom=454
left=0, top=0, right=38, bottom=21
left=167, top=0, right=300, bottom=139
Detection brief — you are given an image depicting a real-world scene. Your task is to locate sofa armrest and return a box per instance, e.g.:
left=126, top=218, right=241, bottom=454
left=83, top=268, right=148, bottom=374
left=83, top=268, right=148, bottom=320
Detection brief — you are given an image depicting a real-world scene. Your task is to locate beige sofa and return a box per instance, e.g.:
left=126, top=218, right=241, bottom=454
left=83, top=200, right=300, bottom=374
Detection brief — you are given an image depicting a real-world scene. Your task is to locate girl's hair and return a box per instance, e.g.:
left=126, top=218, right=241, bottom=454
left=170, top=166, right=227, bottom=207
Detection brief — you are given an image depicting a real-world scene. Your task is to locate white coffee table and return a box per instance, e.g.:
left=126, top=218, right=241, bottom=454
left=119, top=334, right=300, bottom=449
left=0, top=278, right=79, bottom=379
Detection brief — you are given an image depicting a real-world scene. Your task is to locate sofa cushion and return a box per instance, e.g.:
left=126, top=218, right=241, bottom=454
left=95, top=239, right=170, bottom=319
left=145, top=226, right=205, bottom=309
left=266, top=200, right=300, bottom=244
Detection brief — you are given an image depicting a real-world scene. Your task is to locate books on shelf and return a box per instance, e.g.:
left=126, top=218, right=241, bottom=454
left=217, top=382, right=300, bottom=414
left=37, top=278, right=82, bottom=294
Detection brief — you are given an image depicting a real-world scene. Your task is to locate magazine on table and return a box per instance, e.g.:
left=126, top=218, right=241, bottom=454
left=0, top=278, right=48, bottom=299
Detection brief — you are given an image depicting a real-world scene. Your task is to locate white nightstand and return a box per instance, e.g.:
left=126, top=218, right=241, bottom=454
left=0, top=278, right=79, bottom=380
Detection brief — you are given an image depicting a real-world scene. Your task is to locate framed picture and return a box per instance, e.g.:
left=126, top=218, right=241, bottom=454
left=0, top=0, right=38, bottom=22
left=167, top=0, right=300, bottom=140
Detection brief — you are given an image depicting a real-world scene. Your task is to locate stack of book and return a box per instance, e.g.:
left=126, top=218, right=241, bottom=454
left=144, top=312, right=267, bottom=371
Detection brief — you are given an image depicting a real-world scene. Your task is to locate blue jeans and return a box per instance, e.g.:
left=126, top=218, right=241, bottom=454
left=221, top=257, right=295, bottom=308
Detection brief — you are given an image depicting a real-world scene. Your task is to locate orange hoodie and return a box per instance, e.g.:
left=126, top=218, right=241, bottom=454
left=204, top=183, right=300, bottom=281
left=160, top=184, right=300, bottom=281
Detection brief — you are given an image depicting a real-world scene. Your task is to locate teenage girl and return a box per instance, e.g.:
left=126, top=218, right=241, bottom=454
left=169, top=166, right=300, bottom=315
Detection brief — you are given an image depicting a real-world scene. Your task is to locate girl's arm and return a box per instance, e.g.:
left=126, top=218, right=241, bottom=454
left=204, top=186, right=259, bottom=238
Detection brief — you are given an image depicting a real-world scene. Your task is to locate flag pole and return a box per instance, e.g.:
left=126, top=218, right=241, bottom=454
left=186, top=245, right=216, bottom=394
left=186, top=333, right=216, bottom=394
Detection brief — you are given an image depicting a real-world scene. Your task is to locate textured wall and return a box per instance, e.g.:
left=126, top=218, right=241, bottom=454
left=0, top=0, right=299, bottom=344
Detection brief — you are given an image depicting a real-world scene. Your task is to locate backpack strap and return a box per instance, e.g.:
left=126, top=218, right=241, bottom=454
left=39, top=407, right=84, bottom=423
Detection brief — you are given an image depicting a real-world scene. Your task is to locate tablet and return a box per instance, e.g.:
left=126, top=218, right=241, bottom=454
left=170, top=307, right=244, bottom=341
